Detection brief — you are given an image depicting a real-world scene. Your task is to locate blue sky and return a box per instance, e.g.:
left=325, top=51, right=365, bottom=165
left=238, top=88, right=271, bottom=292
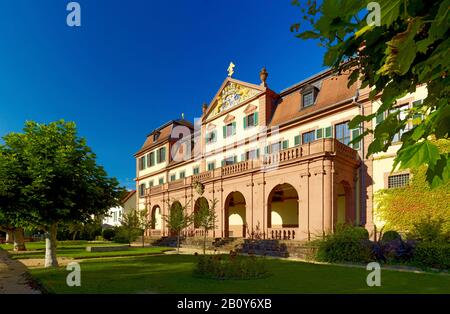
left=0, top=0, right=326, bottom=190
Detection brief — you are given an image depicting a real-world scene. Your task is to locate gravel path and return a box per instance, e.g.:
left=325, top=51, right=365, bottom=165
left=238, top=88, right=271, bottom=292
left=0, top=249, right=41, bottom=294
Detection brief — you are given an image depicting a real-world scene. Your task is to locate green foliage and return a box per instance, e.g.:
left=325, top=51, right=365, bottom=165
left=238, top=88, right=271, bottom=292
left=381, top=230, right=402, bottom=243
left=292, top=0, right=450, bottom=188
left=411, top=217, right=448, bottom=242
left=413, top=241, right=450, bottom=269
left=193, top=197, right=218, bottom=254
left=316, top=225, right=374, bottom=263
left=102, top=228, right=116, bottom=241
left=193, top=253, right=269, bottom=280
left=113, top=226, right=140, bottom=244
left=0, top=120, right=124, bottom=228
left=376, top=141, right=450, bottom=234
left=164, top=200, right=193, bottom=253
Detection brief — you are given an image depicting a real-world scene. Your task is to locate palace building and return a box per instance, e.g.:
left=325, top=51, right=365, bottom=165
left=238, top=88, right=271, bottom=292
left=134, top=65, right=426, bottom=241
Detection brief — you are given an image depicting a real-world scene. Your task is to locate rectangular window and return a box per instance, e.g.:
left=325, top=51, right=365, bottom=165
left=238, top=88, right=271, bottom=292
left=335, top=122, right=351, bottom=145
left=170, top=174, right=176, bottom=182
left=282, top=140, right=289, bottom=150
left=302, top=91, right=314, bottom=108
left=205, top=130, right=217, bottom=144
left=271, top=142, right=281, bottom=153
left=179, top=171, right=185, bottom=179
left=388, top=173, right=410, bottom=188
left=193, top=166, right=200, bottom=175
left=302, top=130, right=315, bottom=144
left=157, top=147, right=166, bottom=163
left=316, top=128, right=323, bottom=139
left=324, top=126, right=332, bottom=138
left=222, top=156, right=237, bottom=166
left=294, top=135, right=301, bottom=146
left=148, top=151, right=155, bottom=167
left=245, top=149, right=259, bottom=161
left=390, top=104, right=409, bottom=142
left=352, top=129, right=361, bottom=150
left=139, top=156, right=146, bottom=170
left=139, top=183, right=146, bottom=198
left=207, top=162, right=215, bottom=171
left=149, top=181, right=154, bottom=187
left=243, top=112, right=258, bottom=129
left=158, top=177, right=164, bottom=185
left=223, top=122, right=236, bottom=138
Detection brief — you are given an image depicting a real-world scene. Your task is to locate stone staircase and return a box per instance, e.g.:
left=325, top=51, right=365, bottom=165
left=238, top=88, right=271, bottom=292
left=151, top=236, right=184, bottom=247
left=234, top=239, right=318, bottom=259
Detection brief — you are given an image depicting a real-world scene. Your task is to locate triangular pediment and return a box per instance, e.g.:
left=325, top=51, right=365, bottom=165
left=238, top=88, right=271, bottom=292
left=203, top=77, right=265, bottom=121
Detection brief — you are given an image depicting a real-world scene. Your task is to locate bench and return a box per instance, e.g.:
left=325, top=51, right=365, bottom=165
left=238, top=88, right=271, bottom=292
left=86, top=245, right=129, bottom=252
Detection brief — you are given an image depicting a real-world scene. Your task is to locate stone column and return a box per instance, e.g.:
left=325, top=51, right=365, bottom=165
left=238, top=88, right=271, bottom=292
left=323, top=159, right=334, bottom=234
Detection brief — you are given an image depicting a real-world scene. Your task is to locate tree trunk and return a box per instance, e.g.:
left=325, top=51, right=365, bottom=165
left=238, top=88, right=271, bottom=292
left=44, top=224, right=58, bottom=267
left=6, top=229, right=14, bottom=244
left=142, top=230, right=145, bottom=248
left=177, top=232, right=180, bottom=254
left=13, top=228, right=26, bottom=251
left=203, top=228, right=207, bottom=255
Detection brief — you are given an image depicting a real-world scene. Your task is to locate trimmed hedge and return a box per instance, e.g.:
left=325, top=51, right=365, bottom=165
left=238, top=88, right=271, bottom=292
left=316, top=225, right=373, bottom=263
left=413, top=241, right=450, bottom=270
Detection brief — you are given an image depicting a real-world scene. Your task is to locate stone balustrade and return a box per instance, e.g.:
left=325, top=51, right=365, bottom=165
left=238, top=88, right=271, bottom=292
left=145, top=138, right=357, bottom=195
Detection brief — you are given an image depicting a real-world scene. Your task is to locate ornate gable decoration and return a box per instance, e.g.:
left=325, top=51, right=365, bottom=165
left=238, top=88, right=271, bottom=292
left=214, top=82, right=258, bottom=116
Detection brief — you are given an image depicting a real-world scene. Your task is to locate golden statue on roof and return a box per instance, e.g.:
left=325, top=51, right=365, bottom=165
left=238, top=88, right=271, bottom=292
left=227, top=62, right=235, bottom=77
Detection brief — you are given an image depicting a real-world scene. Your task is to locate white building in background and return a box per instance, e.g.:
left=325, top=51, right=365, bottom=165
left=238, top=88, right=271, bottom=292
left=102, top=190, right=136, bottom=227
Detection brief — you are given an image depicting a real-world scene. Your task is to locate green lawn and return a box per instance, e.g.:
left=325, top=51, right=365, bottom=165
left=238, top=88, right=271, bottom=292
left=1, top=241, right=173, bottom=259
left=30, top=254, right=450, bottom=294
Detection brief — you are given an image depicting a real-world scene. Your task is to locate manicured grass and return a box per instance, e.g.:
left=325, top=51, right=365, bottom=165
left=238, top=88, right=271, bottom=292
left=30, top=254, right=450, bottom=294
left=1, top=241, right=173, bottom=259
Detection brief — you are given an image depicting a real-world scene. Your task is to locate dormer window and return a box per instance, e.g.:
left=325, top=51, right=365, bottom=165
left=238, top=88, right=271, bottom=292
left=153, top=132, right=160, bottom=141
left=300, top=84, right=319, bottom=109
left=302, top=92, right=314, bottom=108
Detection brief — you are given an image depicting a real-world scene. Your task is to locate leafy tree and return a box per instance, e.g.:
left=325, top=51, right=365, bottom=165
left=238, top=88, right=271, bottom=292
left=376, top=139, right=450, bottom=234
left=164, top=200, right=193, bottom=254
left=119, top=209, right=141, bottom=245
left=292, top=0, right=449, bottom=188
left=193, top=197, right=218, bottom=254
left=0, top=120, right=124, bottom=267
left=136, top=208, right=153, bottom=247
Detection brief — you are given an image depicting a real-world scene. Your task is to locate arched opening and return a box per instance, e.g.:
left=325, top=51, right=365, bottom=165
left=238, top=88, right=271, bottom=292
left=151, top=205, right=162, bottom=230
left=267, top=183, right=299, bottom=228
left=224, top=192, right=246, bottom=238
left=336, top=181, right=354, bottom=225
left=194, top=197, right=209, bottom=229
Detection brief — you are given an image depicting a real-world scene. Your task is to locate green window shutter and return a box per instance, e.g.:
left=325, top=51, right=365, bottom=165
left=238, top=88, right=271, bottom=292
left=294, top=135, right=300, bottom=146
left=352, top=129, right=360, bottom=149
left=376, top=112, right=384, bottom=124
left=221, top=160, right=225, bottom=167
left=325, top=126, right=332, bottom=138
left=161, top=147, right=166, bottom=162
left=256, top=148, right=260, bottom=158
left=241, top=153, right=246, bottom=162
left=150, top=152, right=155, bottom=166
left=223, top=125, right=227, bottom=138
left=282, top=140, right=288, bottom=150
left=233, top=156, right=237, bottom=163
left=254, top=112, right=258, bottom=125
left=243, top=116, right=247, bottom=129
left=265, top=145, right=270, bottom=154
left=316, top=128, right=323, bottom=139
left=232, top=121, right=236, bottom=134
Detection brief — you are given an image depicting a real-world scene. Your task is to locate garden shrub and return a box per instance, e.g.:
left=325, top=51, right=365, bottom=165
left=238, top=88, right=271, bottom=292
left=410, top=217, right=446, bottom=242
left=113, top=226, right=140, bottom=244
left=381, top=230, right=401, bottom=243
left=413, top=241, right=450, bottom=270
left=193, top=252, right=269, bottom=280
left=315, top=225, right=374, bottom=263
left=102, top=228, right=116, bottom=241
